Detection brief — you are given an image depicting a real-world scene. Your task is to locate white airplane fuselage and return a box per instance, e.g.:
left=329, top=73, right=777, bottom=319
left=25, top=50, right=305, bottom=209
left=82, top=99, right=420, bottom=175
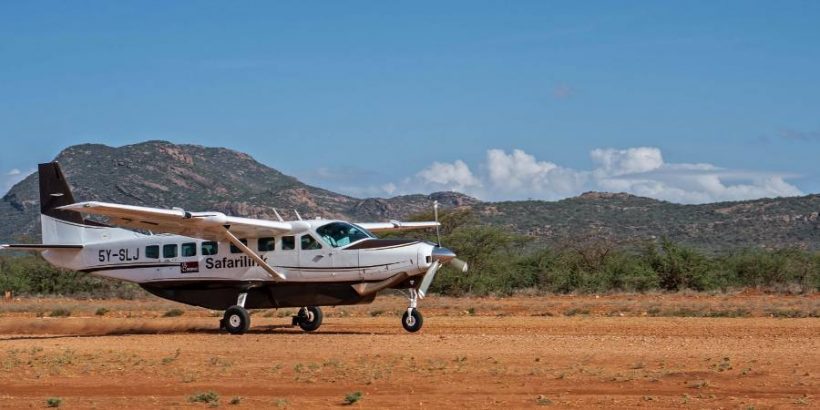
left=38, top=215, right=440, bottom=310
left=45, top=221, right=434, bottom=285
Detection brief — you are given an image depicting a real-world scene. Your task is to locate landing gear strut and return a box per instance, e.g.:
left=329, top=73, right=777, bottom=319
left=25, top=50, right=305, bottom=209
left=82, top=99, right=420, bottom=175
left=402, top=288, right=424, bottom=332
left=293, top=306, right=323, bottom=332
left=221, top=292, right=250, bottom=335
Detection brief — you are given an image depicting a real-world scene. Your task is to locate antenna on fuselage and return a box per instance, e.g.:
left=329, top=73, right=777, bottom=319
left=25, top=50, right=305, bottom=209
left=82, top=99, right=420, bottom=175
left=294, top=210, right=302, bottom=221
left=434, top=200, right=441, bottom=247
left=272, top=208, right=284, bottom=222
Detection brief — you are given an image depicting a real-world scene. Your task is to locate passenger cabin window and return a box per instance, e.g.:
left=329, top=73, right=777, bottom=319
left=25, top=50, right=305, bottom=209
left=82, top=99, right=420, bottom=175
left=201, top=241, right=218, bottom=256
left=230, top=239, right=248, bottom=254
left=301, top=234, right=323, bottom=250
left=316, top=222, right=373, bottom=248
left=145, top=245, right=159, bottom=259
left=258, top=237, right=275, bottom=252
left=281, top=236, right=295, bottom=250
left=163, top=244, right=178, bottom=258
left=181, top=242, right=197, bottom=257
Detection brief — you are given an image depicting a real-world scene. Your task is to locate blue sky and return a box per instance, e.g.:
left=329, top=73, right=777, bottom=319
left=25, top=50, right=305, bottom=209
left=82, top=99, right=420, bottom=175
left=1, top=1, right=818, bottom=203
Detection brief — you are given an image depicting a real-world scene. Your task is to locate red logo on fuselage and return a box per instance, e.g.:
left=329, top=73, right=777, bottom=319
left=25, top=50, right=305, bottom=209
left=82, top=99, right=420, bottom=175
left=180, top=261, right=199, bottom=273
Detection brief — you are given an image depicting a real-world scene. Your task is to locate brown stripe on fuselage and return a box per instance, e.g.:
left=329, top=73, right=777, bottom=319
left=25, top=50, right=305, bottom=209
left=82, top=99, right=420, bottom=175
left=344, top=239, right=419, bottom=250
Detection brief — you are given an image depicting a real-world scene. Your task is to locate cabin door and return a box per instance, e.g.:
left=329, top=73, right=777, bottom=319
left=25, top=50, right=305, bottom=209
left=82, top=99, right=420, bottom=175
left=297, top=234, right=334, bottom=280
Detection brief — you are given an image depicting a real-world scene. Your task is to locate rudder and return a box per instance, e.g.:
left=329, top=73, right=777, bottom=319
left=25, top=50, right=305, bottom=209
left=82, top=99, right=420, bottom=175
left=39, top=162, right=84, bottom=225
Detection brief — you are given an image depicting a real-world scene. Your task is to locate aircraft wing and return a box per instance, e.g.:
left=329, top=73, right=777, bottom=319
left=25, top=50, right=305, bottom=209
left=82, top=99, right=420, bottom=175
left=59, top=202, right=293, bottom=241
left=356, top=221, right=440, bottom=233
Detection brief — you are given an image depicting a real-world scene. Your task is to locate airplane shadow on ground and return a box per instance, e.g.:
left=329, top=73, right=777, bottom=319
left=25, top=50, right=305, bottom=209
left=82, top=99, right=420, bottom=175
left=0, top=325, right=383, bottom=341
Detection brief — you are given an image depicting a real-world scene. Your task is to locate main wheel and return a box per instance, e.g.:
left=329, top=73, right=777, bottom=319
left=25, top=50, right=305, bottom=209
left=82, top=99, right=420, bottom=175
left=223, top=305, right=250, bottom=335
left=297, top=306, right=323, bottom=332
left=402, top=309, right=423, bottom=332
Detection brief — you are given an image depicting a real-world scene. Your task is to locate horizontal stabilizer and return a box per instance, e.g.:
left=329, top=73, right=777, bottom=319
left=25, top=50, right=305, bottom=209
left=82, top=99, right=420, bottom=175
left=1, top=244, right=84, bottom=250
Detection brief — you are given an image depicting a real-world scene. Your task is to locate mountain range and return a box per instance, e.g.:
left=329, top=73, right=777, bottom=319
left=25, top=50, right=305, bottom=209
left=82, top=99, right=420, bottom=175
left=1, top=141, right=817, bottom=251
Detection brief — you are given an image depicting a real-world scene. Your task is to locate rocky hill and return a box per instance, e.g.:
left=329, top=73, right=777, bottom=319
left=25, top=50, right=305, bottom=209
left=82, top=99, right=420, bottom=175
left=1, top=141, right=817, bottom=251
left=474, top=192, right=819, bottom=251
left=0, top=141, right=475, bottom=241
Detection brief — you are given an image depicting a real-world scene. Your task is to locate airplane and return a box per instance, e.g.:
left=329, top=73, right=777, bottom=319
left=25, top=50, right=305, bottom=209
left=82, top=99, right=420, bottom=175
left=1, top=163, right=468, bottom=334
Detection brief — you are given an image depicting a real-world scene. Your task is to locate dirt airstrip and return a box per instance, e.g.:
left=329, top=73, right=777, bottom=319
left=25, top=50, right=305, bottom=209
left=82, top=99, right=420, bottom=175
left=0, top=294, right=817, bottom=409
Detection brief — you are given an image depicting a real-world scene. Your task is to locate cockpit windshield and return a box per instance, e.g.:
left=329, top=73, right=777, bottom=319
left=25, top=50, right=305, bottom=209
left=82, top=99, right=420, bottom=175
left=316, top=222, right=374, bottom=248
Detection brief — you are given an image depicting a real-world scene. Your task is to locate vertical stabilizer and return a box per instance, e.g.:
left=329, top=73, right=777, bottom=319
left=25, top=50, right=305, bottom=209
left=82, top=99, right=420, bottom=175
left=39, top=162, right=88, bottom=245
left=37, top=162, right=137, bottom=246
left=39, top=162, right=84, bottom=225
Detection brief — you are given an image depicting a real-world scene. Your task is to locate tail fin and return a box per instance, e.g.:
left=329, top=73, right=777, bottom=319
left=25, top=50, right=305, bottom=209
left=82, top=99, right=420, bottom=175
left=38, top=162, right=130, bottom=246
left=38, top=162, right=85, bottom=225
left=38, top=162, right=98, bottom=245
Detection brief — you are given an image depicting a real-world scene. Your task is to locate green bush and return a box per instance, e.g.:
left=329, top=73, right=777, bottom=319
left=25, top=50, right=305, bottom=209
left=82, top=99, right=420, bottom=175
left=1, top=223, right=817, bottom=298
left=163, top=308, right=184, bottom=317
left=189, top=391, right=219, bottom=404
left=48, top=308, right=71, bottom=317
left=344, top=391, right=363, bottom=405
left=0, top=254, right=143, bottom=298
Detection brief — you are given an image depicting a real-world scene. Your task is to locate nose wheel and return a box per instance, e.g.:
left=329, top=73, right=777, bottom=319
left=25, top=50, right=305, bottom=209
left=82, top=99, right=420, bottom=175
left=402, top=308, right=423, bottom=332
left=402, top=288, right=424, bottom=332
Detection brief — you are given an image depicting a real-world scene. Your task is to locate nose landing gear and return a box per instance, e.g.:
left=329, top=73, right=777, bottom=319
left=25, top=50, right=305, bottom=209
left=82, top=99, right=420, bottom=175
left=402, top=288, right=424, bottom=332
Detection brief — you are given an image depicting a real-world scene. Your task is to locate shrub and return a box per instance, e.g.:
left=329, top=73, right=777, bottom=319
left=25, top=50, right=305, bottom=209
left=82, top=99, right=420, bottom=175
left=49, top=308, right=71, bottom=317
left=95, top=307, right=109, bottom=316
left=46, top=397, right=62, bottom=408
left=189, top=391, right=219, bottom=404
left=344, top=391, right=363, bottom=405
left=163, top=308, right=184, bottom=317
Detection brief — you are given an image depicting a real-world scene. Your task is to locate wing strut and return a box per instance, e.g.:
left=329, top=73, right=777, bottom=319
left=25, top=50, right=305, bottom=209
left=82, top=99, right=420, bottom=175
left=221, top=226, right=286, bottom=281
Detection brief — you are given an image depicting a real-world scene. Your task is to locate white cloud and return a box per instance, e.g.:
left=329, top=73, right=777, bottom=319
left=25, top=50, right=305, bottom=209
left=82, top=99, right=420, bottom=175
left=486, top=149, right=586, bottom=200
left=394, top=147, right=803, bottom=204
left=590, top=147, right=664, bottom=176
left=381, top=182, right=397, bottom=195
left=6, top=169, right=21, bottom=176
left=415, top=160, right=482, bottom=193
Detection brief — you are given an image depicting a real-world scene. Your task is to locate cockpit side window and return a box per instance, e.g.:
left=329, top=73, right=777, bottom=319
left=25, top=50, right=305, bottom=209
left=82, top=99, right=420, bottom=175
left=316, top=222, right=373, bottom=248
left=300, top=234, right=323, bottom=250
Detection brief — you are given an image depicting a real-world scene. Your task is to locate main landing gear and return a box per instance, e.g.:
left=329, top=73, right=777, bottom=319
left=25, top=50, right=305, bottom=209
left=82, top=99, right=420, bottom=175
left=402, top=288, right=424, bottom=332
left=221, top=292, right=251, bottom=335
left=220, top=291, right=325, bottom=334
left=292, top=306, right=323, bottom=332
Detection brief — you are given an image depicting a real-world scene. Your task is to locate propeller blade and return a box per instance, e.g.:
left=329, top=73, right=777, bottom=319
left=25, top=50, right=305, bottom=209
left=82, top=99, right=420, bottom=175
left=417, top=261, right=441, bottom=299
left=449, top=258, right=468, bottom=273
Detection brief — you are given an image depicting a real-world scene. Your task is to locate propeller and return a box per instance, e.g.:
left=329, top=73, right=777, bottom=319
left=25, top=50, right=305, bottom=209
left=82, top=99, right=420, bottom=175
left=431, top=247, right=469, bottom=273
left=418, top=202, right=468, bottom=298
left=431, top=201, right=469, bottom=272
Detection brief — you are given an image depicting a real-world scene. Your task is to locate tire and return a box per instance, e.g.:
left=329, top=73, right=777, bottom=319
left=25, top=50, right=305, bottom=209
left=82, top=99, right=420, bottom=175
left=297, top=306, right=323, bottom=332
left=402, top=309, right=423, bottom=332
left=223, top=305, right=250, bottom=335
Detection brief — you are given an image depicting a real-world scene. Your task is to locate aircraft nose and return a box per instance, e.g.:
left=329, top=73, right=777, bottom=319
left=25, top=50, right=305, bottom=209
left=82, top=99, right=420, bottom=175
left=431, top=246, right=457, bottom=263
